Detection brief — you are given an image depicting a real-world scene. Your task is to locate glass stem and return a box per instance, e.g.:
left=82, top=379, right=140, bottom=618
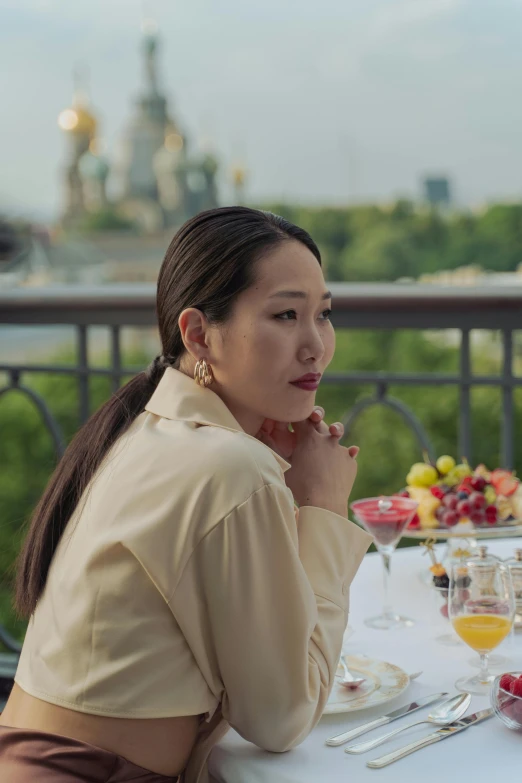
left=381, top=551, right=393, bottom=619
left=478, top=652, right=490, bottom=683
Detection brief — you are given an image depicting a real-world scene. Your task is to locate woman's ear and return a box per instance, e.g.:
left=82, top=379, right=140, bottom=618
left=178, top=308, right=209, bottom=359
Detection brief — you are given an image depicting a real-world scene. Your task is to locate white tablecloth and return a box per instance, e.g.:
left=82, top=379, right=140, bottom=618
left=210, top=539, right=522, bottom=782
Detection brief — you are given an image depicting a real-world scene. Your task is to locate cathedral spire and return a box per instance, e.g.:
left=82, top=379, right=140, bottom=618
left=141, top=17, right=159, bottom=95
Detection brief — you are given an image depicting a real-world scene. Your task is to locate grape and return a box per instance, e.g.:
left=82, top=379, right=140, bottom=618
left=484, top=486, right=497, bottom=505
left=436, top=455, right=456, bottom=475
left=442, top=510, right=459, bottom=527
left=456, top=499, right=471, bottom=517
left=435, top=505, right=446, bottom=521
left=469, top=492, right=486, bottom=510
left=470, top=476, right=486, bottom=492
left=470, top=509, right=485, bottom=525
left=485, top=504, right=497, bottom=525
left=406, top=463, right=439, bottom=487
left=442, top=494, right=458, bottom=510
left=453, top=463, right=473, bottom=480
left=443, top=471, right=460, bottom=487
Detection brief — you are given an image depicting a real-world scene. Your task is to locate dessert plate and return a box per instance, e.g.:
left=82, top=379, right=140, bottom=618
left=323, top=655, right=410, bottom=715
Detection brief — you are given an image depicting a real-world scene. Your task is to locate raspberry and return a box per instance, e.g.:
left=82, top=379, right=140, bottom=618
left=408, top=513, right=420, bottom=529
left=511, top=679, right=522, bottom=698
left=500, top=674, right=516, bottom=692
left=430, top=486, right=445, bottom=499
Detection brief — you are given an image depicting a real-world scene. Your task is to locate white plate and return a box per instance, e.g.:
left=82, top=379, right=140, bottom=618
left=323, top=654, right=410, bottom=715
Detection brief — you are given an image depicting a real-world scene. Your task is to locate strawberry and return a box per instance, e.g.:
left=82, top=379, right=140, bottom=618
left=511, top=678, right=522, bottom=698
left=491, top=470, right=520, bottom=497
left=497, top=476, right=519, bottom=497
left=408, top=513, right=420, bottom=529
left=500, top=673, right=516, bottom=692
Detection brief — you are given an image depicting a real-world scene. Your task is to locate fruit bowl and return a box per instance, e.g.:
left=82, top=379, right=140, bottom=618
left=397, top=455, right=522, bottom=533
left=491, top=672, right=522, bottom=730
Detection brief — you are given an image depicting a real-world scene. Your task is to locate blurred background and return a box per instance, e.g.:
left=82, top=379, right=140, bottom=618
left=2, top=0, right=522, bottom=638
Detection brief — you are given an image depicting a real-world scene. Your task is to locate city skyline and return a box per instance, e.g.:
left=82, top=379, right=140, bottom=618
left=2, top=0, right=522, bottom=221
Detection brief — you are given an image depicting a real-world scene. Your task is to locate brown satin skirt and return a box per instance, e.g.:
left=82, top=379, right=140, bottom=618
left=0, top=725, right=180, bottom=782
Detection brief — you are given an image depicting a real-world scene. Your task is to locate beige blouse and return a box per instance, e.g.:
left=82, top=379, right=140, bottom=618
left=15, top=367, right=371, bottom=782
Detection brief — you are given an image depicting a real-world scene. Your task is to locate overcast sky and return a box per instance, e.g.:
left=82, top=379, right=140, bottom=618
left=2, top=0, right=522, bottom=221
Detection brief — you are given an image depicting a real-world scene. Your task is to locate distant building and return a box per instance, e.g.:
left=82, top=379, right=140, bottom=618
left=423, top=177, right=452, bottom=208
left=58, top=25, right=221, bottom=233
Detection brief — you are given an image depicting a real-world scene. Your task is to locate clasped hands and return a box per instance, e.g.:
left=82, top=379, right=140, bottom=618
left=255, top=407, right=359, bottom=461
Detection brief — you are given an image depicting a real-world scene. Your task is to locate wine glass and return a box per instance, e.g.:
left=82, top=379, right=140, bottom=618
left=449, top=560, right=515, bottom=694
left=351, top=496, right=418, bottom=630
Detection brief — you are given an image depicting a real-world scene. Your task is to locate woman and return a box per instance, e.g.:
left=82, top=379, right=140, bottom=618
left=0, top=207, right=371, bottom=782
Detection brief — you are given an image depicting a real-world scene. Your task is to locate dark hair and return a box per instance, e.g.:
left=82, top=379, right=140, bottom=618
left=15, top=206, right=321, bottom=616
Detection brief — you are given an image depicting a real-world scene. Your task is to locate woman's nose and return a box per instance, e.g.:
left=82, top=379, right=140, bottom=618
left=298, top=326, right=325, bottom=363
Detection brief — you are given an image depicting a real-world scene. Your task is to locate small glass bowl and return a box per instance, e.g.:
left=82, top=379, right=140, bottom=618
left=491, top=672, right=522, bottom=730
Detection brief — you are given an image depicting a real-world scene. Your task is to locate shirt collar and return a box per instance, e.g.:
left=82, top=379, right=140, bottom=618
left=145, top=367, right=291, bottom=473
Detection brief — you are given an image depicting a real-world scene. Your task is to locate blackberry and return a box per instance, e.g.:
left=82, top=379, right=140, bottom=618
left=433, top=573, right=450, bottom=589
left=455, top=575, right=471, bottom=588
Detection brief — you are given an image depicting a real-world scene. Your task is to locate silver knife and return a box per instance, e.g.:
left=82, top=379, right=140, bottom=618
left=324, top=692, right=448, bottom=746
left=366, top=708, right=494, bottom=768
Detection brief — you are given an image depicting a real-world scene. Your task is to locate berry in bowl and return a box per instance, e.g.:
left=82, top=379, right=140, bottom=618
left=491, top=672, right=522, bottom=730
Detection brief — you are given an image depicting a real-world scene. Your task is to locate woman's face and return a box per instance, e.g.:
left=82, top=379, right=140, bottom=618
left=208, top=239, right=335, bottom=436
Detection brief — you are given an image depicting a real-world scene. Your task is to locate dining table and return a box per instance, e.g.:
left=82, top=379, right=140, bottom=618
left=209, top=538, right=521, bottom=781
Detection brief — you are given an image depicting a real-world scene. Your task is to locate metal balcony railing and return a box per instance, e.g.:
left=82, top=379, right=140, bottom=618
left=1, top=282, right=521, bottom=467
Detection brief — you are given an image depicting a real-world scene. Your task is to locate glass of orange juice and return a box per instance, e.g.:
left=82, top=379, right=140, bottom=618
left=449, top=560, right=515, bottom=694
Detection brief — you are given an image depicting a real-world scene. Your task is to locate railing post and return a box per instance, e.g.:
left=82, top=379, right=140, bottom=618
left=77, top=325, right=89, bottom=424
left=502, top=329, right=514, bottom=470
left=459, top=329, right=472, bottom=462
left=111, top=326, right=122, bottom=394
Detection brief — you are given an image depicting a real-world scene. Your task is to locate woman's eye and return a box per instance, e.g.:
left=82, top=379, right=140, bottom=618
left=274, top=309, right=332, bottom=321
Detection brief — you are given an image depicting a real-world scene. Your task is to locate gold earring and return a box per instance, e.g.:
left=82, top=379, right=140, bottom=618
left=194, top=359, right=214, bottom=388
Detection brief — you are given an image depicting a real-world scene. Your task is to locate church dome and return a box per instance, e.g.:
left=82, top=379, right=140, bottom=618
left=58, top=104, right=97, bottom=137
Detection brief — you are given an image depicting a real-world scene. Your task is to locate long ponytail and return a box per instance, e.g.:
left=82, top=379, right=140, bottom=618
left=15, top=206, right=321, bottom=617
left=15, top=369, right=163, bottom=616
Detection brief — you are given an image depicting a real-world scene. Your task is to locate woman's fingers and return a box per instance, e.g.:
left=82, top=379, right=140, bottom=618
left=348, top=446, right=360, bottom=459
left=329, top=422, right=344, bottom=438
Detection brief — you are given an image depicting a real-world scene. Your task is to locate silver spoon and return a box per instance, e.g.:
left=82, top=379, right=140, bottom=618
left=336, top=657, right=366, bottom=689
left=344, top=692, right=471, bottom=754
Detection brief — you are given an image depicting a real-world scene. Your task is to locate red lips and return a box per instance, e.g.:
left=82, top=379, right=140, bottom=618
left=290, top=373, right=321, bottom=383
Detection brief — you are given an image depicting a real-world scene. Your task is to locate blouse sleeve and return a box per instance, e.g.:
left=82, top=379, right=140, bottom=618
left=169, top=482, right=371, bottom=753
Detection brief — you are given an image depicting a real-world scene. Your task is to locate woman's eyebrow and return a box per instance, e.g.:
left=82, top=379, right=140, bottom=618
left=268, top=290, right=332, bottom=300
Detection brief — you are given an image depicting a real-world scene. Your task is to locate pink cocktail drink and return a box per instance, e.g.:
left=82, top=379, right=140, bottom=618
left=351, top=496, right=418, bottom=630
left=351, top=496, right=418, bottom=550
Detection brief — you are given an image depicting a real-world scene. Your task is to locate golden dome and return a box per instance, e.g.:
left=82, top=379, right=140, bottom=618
left=58, top=104, right=97, bottom=137
left=231, top=165, right=246, bottom=187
